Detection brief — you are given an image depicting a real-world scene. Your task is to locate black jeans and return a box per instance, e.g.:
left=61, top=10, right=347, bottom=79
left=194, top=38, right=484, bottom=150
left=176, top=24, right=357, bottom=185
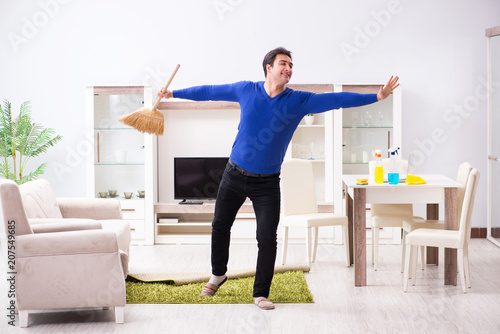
left=211, top=162, right=281, bottom=298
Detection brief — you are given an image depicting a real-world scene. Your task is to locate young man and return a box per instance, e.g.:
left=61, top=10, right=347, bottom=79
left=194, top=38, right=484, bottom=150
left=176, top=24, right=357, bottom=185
left=158, top=47, right=399, bottom=310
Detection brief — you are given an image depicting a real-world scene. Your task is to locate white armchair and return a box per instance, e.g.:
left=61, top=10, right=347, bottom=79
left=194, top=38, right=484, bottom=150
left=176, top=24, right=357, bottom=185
left=0, top=179, right=127, bottom=328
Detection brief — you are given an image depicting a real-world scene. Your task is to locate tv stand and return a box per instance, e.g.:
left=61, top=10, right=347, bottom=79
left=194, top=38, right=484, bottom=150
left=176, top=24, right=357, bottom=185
left=179, top=199, right=204, bottom=205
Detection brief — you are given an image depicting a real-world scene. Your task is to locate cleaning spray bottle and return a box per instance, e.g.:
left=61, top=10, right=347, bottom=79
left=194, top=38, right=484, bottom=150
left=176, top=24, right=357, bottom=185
left=387, top=147, right=400, bottom=185
left=374, top=149, right=383, bottom=184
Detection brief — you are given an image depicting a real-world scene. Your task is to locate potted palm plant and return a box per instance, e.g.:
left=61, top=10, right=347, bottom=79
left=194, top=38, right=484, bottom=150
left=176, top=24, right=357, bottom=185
left=0, top=100, right=62, bottom=184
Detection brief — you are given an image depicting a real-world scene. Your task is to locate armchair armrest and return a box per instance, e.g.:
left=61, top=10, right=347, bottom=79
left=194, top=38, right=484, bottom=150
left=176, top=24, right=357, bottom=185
left=16, top=229, right=119, bottom=257
left=29, top=218, right=102, bottom=233
left=57, top=198, right=123, bottom=220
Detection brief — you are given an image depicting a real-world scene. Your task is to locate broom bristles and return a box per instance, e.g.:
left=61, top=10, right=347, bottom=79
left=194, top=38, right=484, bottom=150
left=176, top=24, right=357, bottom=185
left=119, top=107, right=164, bottom=136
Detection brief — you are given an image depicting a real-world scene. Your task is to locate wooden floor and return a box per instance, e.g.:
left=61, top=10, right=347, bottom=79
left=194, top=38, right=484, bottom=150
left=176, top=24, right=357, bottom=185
left=1, top=239, right=500, bottom=333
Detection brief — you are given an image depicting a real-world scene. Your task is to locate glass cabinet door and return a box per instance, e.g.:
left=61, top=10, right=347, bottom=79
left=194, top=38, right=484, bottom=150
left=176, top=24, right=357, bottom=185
left=86, top=86, right=154, bottom=246
left=342, top=95, right=395, bottom=174
left=93, top=91, right=146, bottom=197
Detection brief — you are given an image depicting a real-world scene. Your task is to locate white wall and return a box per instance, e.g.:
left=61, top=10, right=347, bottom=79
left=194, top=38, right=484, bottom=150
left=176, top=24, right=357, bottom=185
left=1, top=0, right=498, bottom=227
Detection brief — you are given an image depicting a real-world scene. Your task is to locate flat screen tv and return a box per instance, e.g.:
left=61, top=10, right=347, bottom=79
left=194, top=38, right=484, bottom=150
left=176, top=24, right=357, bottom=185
left=174, top=157, right=229, bottom=204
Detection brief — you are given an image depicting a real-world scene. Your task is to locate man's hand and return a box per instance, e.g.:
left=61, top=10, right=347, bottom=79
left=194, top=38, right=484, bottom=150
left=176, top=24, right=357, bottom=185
left=377, top=76, right=400, bottom=101
left=158, top=90, right=173, bottom=99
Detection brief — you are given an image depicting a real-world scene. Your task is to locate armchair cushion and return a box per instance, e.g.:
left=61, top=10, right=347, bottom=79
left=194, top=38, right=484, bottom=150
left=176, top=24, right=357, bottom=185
left=29, top=218, right=103, bottom=233
left=57, top=197, right=123, bottom=220
left=19, top=179, right=63, bottom=219
left=17, top=229, right=119, bottom=257
left=18, top=180, right=131, bottom=259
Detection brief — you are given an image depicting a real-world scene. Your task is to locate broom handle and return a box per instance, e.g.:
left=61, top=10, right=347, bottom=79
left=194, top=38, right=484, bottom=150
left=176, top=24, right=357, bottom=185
left=152, top=64, right=181, bottom=110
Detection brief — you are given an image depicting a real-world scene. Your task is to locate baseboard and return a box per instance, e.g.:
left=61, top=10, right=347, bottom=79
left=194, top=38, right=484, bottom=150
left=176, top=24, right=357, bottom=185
left=491, top=227, right=500, bottom=238
left=471, top=228, right=487, bottom=238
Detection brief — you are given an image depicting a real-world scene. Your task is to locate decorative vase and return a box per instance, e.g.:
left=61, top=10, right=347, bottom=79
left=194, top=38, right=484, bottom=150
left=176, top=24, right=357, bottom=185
left=304, top=114, right=314, bottom=125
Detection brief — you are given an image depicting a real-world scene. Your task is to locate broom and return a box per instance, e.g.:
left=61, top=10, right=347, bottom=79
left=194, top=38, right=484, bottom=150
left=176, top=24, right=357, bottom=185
left=119, top=64, right=180, bottom=135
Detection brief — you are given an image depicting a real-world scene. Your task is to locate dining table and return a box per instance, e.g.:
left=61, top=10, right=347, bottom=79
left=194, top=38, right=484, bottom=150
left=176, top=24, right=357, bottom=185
left=342, top=174, right=463, bottom=286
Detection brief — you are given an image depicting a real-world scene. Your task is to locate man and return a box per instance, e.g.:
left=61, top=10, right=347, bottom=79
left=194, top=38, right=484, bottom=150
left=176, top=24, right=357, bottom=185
left=158, top=47, right=399, bottom=310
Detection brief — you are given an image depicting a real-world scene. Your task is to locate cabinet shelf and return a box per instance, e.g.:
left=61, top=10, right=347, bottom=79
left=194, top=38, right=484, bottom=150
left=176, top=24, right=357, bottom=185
left=95, top=128, right=137, bottom=131
left=95, top=163, right=145, bottom=166
left=298, top=125, right=325, bottom=128
left=342, top=126, right=393, bottom=129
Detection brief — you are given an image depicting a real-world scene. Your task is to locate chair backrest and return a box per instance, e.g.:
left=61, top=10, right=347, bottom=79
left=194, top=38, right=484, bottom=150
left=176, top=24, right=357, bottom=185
left=456, top=162, right=472, bottom=219
left=19, top=179, right=63, bottom=219
left=0, top=179, right=33, bottom=236
left=458, top=168, right=479, bottom=247
left=280, top=159, right=318, bottom=216
left=371, top=203, right=413, bottom=217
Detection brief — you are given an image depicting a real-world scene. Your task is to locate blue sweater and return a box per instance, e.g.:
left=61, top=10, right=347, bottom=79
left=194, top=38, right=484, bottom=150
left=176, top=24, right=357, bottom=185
left=173, top=81, right=378, bottom=174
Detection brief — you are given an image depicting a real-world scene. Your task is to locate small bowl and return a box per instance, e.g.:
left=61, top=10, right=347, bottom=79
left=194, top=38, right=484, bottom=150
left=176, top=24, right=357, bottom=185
left=137, top=190, right=145, bottom=198
left=98, top=192, right=108, bottom=198
left=124, top=192, right=133, bottom=199
left=108, top=190, right=117, bottom=197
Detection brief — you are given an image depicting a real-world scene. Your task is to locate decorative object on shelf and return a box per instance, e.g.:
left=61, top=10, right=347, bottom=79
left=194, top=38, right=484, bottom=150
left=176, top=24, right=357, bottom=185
left=0, top=100, right=62, bottom=184
left=98, top=191, right=108, bottom=198
left=137, top=190, right=145, bottom=198
left=351, top=110, right=359, bottom=127
left=363, top=110, right=373, bottom=126
left=119, top=64, right=180, bottom=135
left=376, top=110, right=385, bottom=126
left=304, top=114, right=315, bottom=125
left=308, top=142, right=315, bottom=160
left=124, top=192, right=133, bottom=199
left=109, top=190, right=118, bottom=197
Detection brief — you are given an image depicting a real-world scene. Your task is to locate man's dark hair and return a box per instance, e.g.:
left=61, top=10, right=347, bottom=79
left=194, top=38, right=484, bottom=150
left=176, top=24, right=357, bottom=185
left=262, top=47, right=292, bottom=77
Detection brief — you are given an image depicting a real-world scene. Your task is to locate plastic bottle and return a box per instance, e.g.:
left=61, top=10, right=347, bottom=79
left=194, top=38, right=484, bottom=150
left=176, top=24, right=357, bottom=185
left=387, top=147, right=400, bottom=185
left=374, top=150, right=383, bottom=184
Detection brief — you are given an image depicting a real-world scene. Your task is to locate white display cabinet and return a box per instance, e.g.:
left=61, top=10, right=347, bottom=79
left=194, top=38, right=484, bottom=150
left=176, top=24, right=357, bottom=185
left=333, top=84, right=402, bottom=244
left=287, top=84, right=335, bottom=204
left=85, top=86, right=155, bottom=245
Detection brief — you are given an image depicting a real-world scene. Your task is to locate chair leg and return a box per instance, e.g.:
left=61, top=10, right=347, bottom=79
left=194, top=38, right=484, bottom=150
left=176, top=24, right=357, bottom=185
left=312, top=227, right=319, bottom=263
left=343, top=225, right=350, bottom=267
left=281, top=226, right=289, bottom=265
left=411, top=245, right=418, bottom=286
left=306, top=227, right=312, bottom=267
left=463, top=246, right=471, bottom=288
left=115, top=306, right=124, bottom=324
left=420, top=246, right=425, bottom=270
left=403, top=244, right=412, bottom=292
left=373, top=227, right=379, bottom=271
left=19, top=310, right=29, bottom=328
left=401, top=230, right=407, bottom=273
left=371, top=227, right=375, bottom=265
left=458, top=249, right=467, bottom=293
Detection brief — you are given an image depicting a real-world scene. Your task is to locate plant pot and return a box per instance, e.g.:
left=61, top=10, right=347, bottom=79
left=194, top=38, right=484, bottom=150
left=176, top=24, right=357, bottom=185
left=304, top=115, right=314, bottom=125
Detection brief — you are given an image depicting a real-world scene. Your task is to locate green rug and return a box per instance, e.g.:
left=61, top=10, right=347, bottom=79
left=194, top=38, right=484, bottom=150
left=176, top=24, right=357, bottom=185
left=126, top=270, right=314, bottom=304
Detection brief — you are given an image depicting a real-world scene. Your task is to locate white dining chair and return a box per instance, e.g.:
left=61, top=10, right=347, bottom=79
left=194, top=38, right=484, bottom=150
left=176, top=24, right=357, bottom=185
left=280, top=159, right=350, bottom=267
left=371, top=203, right=418, bottom=271
left=401, top=162, right=472, bottom=272
left=403, top=168, right=479, bottom=293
